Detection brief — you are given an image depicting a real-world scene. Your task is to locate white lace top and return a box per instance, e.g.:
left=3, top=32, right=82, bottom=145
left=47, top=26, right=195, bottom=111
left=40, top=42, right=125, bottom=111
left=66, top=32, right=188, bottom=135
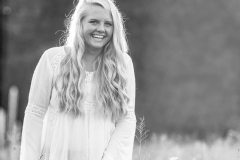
left=20, top=47, right=136, bottom=160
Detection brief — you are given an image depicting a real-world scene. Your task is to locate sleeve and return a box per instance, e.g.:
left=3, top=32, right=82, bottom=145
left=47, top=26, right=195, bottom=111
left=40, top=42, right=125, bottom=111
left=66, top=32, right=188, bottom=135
left=102, top=56, right=136, bottom=160
left=20, top=51, right=53, bottom=160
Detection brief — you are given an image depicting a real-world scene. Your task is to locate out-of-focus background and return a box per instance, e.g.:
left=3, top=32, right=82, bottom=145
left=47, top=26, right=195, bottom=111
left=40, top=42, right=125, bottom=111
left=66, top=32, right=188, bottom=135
left=1, top=0, right=240, bottom=159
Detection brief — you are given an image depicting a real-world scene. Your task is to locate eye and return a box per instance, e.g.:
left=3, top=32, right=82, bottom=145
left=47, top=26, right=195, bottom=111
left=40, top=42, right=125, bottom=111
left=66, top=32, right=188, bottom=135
left=90, top=20, right=98, bottom=25
left=105, top=22, right=113, bottom=27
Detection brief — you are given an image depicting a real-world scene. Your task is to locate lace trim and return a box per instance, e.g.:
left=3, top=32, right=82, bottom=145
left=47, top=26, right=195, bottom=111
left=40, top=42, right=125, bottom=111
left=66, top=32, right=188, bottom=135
left=81, top=101, right=95, bottom=111
left=25, top=103, right=47, bottom=118
left=116, top=110, right=136, bottom=123
left=50, top=52, right=66, bottom=73
left=125, top=110, right=136, bottom=122
left=85, top=71, right=94, bottom=84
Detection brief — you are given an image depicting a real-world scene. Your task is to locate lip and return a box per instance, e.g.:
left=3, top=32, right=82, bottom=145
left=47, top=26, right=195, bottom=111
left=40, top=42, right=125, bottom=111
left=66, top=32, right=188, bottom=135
left=92, top=34, right=105, bottom=39
left=91, top=34, right=106, bottom=42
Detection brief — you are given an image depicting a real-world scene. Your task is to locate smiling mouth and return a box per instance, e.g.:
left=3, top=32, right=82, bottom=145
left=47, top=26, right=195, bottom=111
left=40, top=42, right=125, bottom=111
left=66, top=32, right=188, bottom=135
left=92, top=35, right=105, bottom=41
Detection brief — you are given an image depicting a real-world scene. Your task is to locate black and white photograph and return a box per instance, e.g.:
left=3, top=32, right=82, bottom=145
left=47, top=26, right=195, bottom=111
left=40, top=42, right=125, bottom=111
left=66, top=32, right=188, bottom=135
left=1, top=0, right=240, bottom=160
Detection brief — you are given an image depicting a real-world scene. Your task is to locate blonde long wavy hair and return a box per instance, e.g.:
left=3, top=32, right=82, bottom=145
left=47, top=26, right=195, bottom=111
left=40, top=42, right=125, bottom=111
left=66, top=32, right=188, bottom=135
left=55, top=0, right=129, bottom=121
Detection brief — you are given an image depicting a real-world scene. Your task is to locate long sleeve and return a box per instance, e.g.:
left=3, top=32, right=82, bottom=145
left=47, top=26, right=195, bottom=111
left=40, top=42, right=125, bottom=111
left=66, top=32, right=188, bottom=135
left=20, top=51, right=53, bottom=160
left=102, top=55, right=136, bottom=160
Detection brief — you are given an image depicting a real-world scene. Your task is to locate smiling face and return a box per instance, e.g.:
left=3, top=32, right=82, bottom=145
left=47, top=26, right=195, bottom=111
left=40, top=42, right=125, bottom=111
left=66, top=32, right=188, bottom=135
left=82, top=4, right=113, bottom=54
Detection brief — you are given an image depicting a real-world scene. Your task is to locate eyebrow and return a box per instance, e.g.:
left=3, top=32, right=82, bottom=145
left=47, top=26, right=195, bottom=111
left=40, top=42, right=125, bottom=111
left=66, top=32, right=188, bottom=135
left=89, top=18, right=98, bottom=21
left=89, top=18, right=113, bottom=23
left=105, top=20, right=113, bottom=23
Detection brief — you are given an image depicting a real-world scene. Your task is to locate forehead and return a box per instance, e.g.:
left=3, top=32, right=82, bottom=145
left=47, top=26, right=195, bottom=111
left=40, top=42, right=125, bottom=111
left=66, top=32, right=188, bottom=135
left=85, top=4, right=112, bottom=21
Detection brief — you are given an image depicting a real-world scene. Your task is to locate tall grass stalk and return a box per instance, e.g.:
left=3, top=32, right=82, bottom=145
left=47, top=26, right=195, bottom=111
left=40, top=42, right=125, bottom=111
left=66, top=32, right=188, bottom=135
left=135, top=116, right=151, bottom=160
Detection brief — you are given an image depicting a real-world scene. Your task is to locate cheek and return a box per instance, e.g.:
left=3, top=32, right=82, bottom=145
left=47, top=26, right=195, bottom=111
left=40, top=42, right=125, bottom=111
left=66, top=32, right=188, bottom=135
left=83, top=27, right=91, bottom=35
left=82, top=30, right=88, bottom=40
left=83, top=24, right=93, bottom=34
left=107, top=28, right=114, bottom=37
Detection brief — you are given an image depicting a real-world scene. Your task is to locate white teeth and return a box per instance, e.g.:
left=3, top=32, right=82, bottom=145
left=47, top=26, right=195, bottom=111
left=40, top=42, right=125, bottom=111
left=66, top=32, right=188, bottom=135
left=92, top=35, right=104, bottom=39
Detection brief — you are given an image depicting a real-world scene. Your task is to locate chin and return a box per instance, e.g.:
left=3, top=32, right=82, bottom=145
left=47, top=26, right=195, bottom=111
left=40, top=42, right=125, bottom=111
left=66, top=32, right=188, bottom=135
left=92, top=43, right=106, bottom=49
left=93, top=45, right=104, bottom=49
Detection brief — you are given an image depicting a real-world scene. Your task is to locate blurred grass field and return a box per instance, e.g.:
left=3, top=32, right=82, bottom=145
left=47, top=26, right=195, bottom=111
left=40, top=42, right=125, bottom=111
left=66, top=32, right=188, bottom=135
left=133, top=131, right=240, bottom=160
left=133, top=117, right=240, bottom=160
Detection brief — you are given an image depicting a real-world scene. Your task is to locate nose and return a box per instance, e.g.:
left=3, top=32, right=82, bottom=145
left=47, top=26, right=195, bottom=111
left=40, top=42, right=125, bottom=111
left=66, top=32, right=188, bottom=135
left=96, top=23, right=105, bottom=33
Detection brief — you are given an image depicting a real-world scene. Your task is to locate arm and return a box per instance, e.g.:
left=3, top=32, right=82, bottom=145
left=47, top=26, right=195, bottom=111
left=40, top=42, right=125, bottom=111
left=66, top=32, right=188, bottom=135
left=102, top=56, right=136, bottom=160
left=20, top=51, right=53, bottom=160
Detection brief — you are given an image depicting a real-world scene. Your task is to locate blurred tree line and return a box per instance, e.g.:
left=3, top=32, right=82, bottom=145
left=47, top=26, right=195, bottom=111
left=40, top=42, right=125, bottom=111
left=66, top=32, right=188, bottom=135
left=2, top=0, right=240, bottom=138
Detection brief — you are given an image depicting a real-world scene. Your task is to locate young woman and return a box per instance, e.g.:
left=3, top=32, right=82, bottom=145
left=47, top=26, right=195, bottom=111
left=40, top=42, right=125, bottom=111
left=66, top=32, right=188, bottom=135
left=20, top=0, right=136, bottom=160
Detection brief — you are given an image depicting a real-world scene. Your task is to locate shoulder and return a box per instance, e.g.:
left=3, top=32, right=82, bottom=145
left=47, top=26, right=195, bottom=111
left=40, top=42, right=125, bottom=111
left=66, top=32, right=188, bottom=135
left=43, top=46, right=66, bottom=62
left=122, top=53, right=135, bottom=75
left=122, top=52, right=133, bottom=65
left=41, top=46, right=67, bottom=73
